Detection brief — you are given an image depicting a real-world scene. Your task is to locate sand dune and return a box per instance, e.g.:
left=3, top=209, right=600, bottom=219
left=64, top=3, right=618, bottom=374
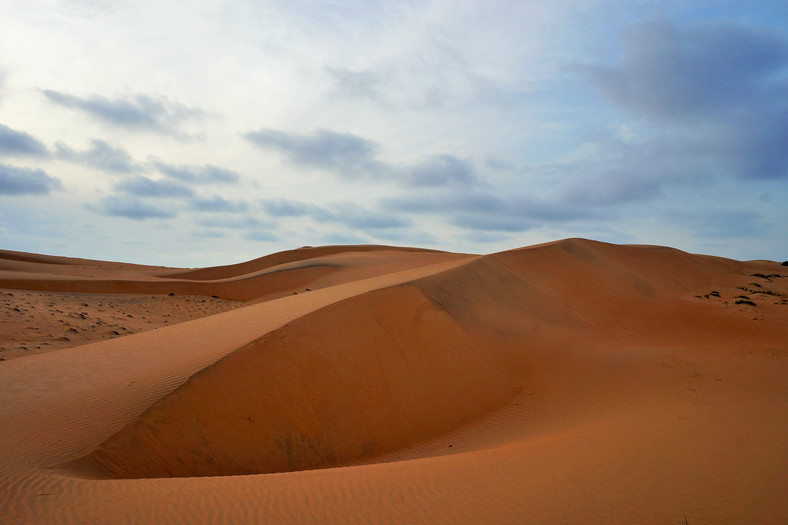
left=0, top=245, right=462, bottom=301
left=1, top=239, right=786, bottom=524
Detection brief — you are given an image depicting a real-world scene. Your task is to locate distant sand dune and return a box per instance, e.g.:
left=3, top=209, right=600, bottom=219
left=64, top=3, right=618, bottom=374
left=1, top=239, right=786, bottom=524
left=0, top=245, right=463, bottom=301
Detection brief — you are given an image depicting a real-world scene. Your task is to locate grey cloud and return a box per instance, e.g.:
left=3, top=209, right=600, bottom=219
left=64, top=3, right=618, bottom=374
left=261, top=198, right=411, bottom=230
left=383, top=190, right=590, bottom=232
left=87, top=196, right=176, bottom=219
left=313, top=203, right=412, bottom=230
left=559, top=162, right=668, bottom=207
left=190, top=196, right=249, bottom=213
left=42, top=90, right=202, bottom=133
left=382, top=192, right=502, bottom=215
left=0, top=124, right=48, bottom=158
left=55, top=139, right=137, bottom=173
left=0, top=163, right=62, bottom=195
left=556, top=130, right=713, bottom=208
left=580, top=20, right=788, bottom=122
left=152, top=161, right=240, bottom=184
left=245, top=128, right=382, bottom=178
left=669, top=209, right=771, bottom=238
left=246, top=231, right=278, bottom=242
left=326, top=67, right=386, bottom=102
left=196, top=215, right=273, bottom=230
left=261, top=199, right=312, bottom=217
left=114, top=174, right=249, bottom=216
left=714, top=110, right=788, bottom=180
left=406, top=154, right=477, bottom=187
left=484, top=156, right=517, bottom=173
left=115, top=175, right=194, bottom=198
left=246, top=127, right=480, bottom=187
left=517, top=198, right=593, bottom=223
left=578, top=20, right=788, bottom=180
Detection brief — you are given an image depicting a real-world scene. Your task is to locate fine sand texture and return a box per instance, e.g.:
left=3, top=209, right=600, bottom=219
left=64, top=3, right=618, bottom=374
left=0, top=239, right=786, bottom=524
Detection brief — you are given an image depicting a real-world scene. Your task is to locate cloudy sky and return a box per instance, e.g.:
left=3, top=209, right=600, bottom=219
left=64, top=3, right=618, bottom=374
left=1, top=0, right=787, bottom=266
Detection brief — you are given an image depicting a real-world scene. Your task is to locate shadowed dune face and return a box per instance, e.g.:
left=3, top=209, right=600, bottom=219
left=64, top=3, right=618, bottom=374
left=91, top=284, right=517, bottom=478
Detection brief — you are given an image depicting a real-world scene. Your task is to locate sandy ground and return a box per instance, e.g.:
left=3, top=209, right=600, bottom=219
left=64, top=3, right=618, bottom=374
left=0, top=239, right=786, bottom=524
left=0, top=290, right=243, bottom=360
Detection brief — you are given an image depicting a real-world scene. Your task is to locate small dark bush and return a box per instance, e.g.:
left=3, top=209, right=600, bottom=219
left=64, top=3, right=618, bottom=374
left=782, top=261, right=788, bottom=266
left=756, top=289, right=786, bottom=297
left=735, top=299, right=757, bottom=306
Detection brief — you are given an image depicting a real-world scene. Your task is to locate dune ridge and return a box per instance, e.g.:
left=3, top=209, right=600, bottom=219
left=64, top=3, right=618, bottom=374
left=1, top=239, right=786, bottom=524
left=0, top=245, right=463, bottom=301
left=165, top=244, right=447, bottom=281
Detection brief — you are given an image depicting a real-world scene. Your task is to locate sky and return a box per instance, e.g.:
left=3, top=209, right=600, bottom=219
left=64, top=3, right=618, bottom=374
left=1, top=0, right=787, bottom=266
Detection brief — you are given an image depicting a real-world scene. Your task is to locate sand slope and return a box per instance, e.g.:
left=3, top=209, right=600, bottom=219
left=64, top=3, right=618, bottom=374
left=1, top=239, right=786, bottom=524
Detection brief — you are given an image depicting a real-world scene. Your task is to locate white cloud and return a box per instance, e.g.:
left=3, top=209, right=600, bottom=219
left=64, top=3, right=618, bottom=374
left=0, top=1, right=786, bottom=264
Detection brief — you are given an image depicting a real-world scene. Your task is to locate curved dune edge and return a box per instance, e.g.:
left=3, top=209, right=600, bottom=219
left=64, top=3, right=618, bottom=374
left=0, top=246, right=464, bottom=301
left=90, top=283, right=518, bottom=478
left=1, top=239, right=787, bottom=524
left=165, top=244, right=449, bottom=281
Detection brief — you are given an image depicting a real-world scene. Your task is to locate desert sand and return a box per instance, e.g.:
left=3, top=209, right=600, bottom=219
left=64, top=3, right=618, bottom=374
left=0, top=239, right=786, bottom=524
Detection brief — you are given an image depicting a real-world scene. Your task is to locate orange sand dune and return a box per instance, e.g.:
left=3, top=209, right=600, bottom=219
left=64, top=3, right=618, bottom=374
left=165, top=244, right=448, bottom=281
left=0, top=245, right=462, bottom=301
left=0, top=239, right=786, bottom=524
